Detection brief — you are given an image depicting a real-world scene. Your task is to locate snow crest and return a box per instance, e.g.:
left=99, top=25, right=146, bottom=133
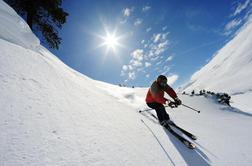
left=0, top=0, right=40, bottom=50
left=184, top=16, right=252, bottom=94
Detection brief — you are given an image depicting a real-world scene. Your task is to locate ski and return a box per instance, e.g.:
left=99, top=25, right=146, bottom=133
left=168, top=122, right=197, bottom=140
left=139, top=110, right=197, bottom=140
left=139, top=110, right=196, bottom=149
left=163, top=124, right=196, bottom=149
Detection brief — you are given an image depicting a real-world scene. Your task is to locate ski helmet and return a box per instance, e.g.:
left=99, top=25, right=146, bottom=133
left=157, top=75, right=167, bottom=88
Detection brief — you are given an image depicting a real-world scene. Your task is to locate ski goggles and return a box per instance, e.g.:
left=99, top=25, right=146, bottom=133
left=159, top=81, right=167, bottom=87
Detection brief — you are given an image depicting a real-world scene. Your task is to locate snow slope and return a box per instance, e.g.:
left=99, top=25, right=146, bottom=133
left=183, top=15, right=252, bottom=113
left=0, top=1, right=39, bottom=50
left=1, top=1, right=252, bottom=166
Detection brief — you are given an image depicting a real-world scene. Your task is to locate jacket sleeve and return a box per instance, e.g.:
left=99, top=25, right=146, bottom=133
left=165, top=85, right=178, bottom=99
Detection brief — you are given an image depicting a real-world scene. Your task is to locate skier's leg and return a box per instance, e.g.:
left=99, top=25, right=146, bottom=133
left=147, top=102, right=170, bottom=123
left=156, top=104, right=170, bottom=124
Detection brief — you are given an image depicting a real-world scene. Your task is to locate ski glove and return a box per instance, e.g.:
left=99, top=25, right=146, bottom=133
left=168, top=101, right=178, bottom=108
left=174, top=98, right=182, bottom=106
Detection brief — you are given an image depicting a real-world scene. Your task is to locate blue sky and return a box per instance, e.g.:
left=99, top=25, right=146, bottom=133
left=48, top=0, right=252, bottom=88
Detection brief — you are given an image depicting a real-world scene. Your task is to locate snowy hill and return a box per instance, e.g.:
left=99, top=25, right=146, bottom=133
left=1, top=1, right=252, bottom=166
left=183, top=15, right=252, bottom=113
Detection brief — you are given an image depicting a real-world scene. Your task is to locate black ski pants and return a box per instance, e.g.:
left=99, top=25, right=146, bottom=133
left=147, top=102, right=170, bottom=123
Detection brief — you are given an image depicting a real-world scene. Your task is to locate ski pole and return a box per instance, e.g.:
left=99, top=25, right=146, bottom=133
left=139, top=108, right=153, bottom=113
left=182, top=104, right=201, bottom=113
left=139, top=105, right=181, bottom=113
left=139, top=104, right=201, bottom=113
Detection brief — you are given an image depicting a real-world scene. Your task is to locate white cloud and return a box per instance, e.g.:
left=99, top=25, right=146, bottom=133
left=130, top=59, right=142, bottom=67
left=162, top=32, right=169, bottom=40
left=121, top=7, right=134, bottom=24
left=150, top=40, right=169, bottom=56
left=121, top=65, right=129, bottom=76
left=120, top=49, right=144, bottom=80
left=134, top=18, right=143, bottom=26
left=145, top=62, right=152, bottom=67
left=164, top=66, right=170, bottom=70
left=153, top=33, right=162, bottom=43
left=128, top=72, right=136, bottom=80
left=128, top=65, right=133, bottom=70
left=162, top=26, right=167, bottom=31
left=164, top=66, right=170, bottom=72
left=167, top=75, right=179, bottom=85
left=223, top=0, right=252, bottom=36
left=142, top=6, right=151, bottom=12
left=121, top=31, right=171, bottom=82
left=144, top=32, right=171, bottom=77
left=146, top=27, right=152, bottom=32
left=144, top=33, right=170, bottom=62
left=158, top=40, right=169, bottom=49
left=225, top=19, right=242, bottom=31
left=146, top=74, right=150, bottom=78
left=161, top=66, right=170, bottom=75
left=122, top=65, right=128, bottom=71
left=165, top=56, right=173, bottom=62
left=131, top=49, right=144, bottom=61
left=150, top=56, right=159, bottom=61
left=232, top=0, right=250, bottom=17
left=123, top=7, right=134, bottom=17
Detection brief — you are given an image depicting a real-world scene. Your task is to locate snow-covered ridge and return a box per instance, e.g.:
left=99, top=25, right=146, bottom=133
left=183, top=14, right=252, bottom=113
left=184, top=15, right=252, bottom=94
left=0, top=0, right=39, bottom=50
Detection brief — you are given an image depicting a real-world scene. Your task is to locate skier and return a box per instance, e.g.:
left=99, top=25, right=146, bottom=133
left=145, top=75, right=182, bottom=126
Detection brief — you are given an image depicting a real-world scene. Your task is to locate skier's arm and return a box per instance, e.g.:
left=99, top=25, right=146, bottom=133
left=165, top=85, right=182, bottom=105
left=164, top=85, right=178, bottom=100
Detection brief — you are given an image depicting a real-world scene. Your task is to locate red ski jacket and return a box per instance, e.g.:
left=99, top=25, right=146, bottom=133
left=145, top=81, right=177, bottom=104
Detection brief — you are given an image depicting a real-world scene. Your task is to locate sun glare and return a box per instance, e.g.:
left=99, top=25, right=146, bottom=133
left=97, top=27, right=125, bottom=54
left=104, top=33, right=119, bottom=50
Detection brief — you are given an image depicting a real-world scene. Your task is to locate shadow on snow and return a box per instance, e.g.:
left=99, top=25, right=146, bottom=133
left=164, top=128, right=212, bottom=166
left=220, top=106, right=252, bottom=117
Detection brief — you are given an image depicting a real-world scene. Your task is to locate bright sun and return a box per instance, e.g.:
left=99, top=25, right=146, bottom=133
left=97, top=28, right=124, bottom=54
left=103, top=33, right=119, bottom=50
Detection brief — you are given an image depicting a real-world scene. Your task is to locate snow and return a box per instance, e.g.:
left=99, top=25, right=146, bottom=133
left=0, top=0, right=39, bottom=50
left=183, top=14, right=252, bottom=114
left=1, top=1, right=252, bottom=166
left=230, top=90, right=252, bottom=113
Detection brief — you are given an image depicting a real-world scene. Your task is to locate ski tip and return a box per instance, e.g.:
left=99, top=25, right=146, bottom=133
left=184, top=141, right=196, bottom=149
left=191, top=135, right=197, bottom=140
left=190, top=144, right=196, bottom=149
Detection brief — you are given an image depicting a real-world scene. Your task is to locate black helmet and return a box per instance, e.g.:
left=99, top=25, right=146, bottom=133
left=157, top=75, right=167, bottom=88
